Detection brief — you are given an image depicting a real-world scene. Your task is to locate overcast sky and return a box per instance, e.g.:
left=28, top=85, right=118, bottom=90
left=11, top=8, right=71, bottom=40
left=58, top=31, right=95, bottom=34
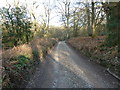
left=0, top=0, right=119, bottom=26
left=0, top=0, right=73, bottom=26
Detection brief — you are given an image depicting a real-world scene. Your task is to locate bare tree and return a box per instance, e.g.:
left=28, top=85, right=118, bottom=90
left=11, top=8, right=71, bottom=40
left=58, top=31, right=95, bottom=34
left=86, top=2, right=92, bottom=36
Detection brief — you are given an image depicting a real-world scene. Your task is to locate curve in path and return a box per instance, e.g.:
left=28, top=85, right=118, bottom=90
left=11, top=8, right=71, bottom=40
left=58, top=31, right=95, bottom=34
left=26, top=41, right=119, bottom=88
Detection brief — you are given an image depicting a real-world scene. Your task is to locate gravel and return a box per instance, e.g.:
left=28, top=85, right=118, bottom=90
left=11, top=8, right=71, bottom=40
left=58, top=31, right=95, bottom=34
left=26, top=41, right=119, bottom=88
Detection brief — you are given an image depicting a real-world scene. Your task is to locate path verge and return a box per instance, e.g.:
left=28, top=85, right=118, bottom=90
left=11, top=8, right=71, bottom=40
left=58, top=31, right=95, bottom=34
left=66, top=36, right=120, bottom=81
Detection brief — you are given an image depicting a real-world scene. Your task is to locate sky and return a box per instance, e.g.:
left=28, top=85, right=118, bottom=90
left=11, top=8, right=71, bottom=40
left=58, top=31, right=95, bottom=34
left=0, top=0, right=74, bottom=26
left=0, top=0, right=119, bottom=26
left=0, top=0, right=65, bottom=26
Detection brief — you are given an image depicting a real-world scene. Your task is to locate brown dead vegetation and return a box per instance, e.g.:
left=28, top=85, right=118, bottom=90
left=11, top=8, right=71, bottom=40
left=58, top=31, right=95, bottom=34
left=1, top=38, right=58, bottom=88
left=67, top=36, right=120, bottom=77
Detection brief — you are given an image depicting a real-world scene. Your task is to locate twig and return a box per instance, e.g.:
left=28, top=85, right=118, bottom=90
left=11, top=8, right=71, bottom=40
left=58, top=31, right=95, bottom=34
left=107, top=68, right=120, bottom=81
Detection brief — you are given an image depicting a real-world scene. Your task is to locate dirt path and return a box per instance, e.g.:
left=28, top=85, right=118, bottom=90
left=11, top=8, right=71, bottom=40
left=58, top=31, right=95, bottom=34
left=26, top=41, right=119, bottom=88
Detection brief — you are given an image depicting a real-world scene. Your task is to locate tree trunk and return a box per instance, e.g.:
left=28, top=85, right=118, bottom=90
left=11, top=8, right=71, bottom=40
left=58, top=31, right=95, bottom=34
left=91, top=1, right=96, bottom=37
left=86, top=3, right=91, bottom=36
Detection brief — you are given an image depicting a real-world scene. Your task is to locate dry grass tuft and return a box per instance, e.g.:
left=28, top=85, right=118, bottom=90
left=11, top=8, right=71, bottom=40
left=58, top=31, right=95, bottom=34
left=1, top=38, right=58, bottom=88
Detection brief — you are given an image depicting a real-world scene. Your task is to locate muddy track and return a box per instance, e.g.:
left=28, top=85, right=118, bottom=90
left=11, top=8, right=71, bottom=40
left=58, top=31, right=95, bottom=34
left=26, top=41, right=119, bottom=88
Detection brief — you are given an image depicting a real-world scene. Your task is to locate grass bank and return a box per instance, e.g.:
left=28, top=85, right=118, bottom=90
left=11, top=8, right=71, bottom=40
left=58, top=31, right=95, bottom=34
left=1, top=38, right=58, bottom=88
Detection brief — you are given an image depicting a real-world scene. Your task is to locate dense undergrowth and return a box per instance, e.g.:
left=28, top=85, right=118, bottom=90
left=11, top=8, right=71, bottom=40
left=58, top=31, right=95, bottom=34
left=67, top=36, right=120, bottom=77
left=1, top=38, right=58, bottom=88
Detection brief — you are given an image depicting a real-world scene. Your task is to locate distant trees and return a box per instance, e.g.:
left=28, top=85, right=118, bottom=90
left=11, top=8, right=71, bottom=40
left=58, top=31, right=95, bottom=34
left=42, top=0, right=52, bottom=37
left=29, top=1, right=39, bottom=37
left=71, top=1, right=119, bottom=49
left=48, top=26, right=66, bottom=40
left=85, top=1, right=105, bottom=37
left=1, top=0, right=119, bottom=50
left=0, top=5, right=32, bottom=48
left=56, top=1, right=106, bottom=37
left=56, top=0, right=119, bottom=51
left=55, top=0, right=71, bottom=39
left=37, top=0, right=54, bottom=37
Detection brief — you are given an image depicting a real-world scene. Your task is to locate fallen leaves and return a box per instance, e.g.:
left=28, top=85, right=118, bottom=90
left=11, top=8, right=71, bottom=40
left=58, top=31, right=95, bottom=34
left=1, top=38, right=58, bottom=88
left=67, top=36, right=119, bottom=77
